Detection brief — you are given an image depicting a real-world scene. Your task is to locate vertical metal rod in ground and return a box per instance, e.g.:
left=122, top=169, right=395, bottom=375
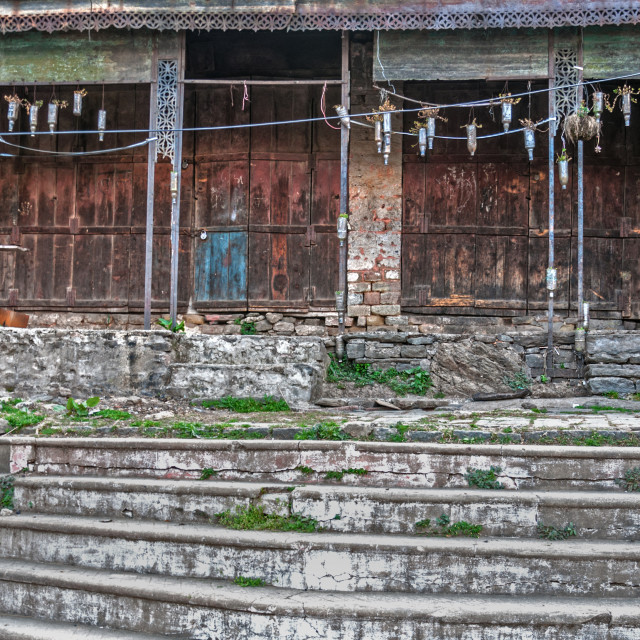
left=576, top=29, right=584, bottom=327
left=144, top=64, right=159, bottom=330
left=169, top=36, right=186, bottom=326
left=546, top=32, right=555, bottom=376
left=338, top=31, right=350, bottom=335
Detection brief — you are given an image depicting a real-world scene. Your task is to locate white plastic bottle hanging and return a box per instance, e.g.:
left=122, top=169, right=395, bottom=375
left=47, top=102, right=59, bottom=133
left=29, top=103, right=40, bottom=137
left=6, top=99, right=19, bottom=132
left=337, top=214, right=348, bottom=242
left=466, top=124, right=477, bottom=157
left=374, top=120, right=382, bottom=153
left=501, top=102, right=512, bottom=132
left=558, top=158, right=569, bottom=189
left=418, top=128, right=427, bottom=157
left=592, top=92, right=604, bottom=122
left=524, top=126, right=535, bottom=161
left=73, top=89, right=87, bottom=117
left=382, top=111, right=392, bottom=165
left=98, top=109, right=107, bottom=142
left=622, top=92, right=632, bottom=127
left=427, top=117, right=436, bottom=150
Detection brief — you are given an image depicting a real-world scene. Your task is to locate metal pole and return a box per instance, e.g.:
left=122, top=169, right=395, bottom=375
left=144, top=67, right=158, bottom=330
left=577, top=32, right=584, bottom=326
left=546, top=32, right=555, bottom=377
left=338, top=31, right=350, bottom=335
left=169, top=37, right=186, bottom=327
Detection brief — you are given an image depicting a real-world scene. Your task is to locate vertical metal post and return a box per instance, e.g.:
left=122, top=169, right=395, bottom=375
left=144, top=62, right=158, bottom=330
left=546, top=32, right=555, bottom=376
left=338, top=31, right=350, bottom=335
left=169, top=36, right=186, bottom=326
left=577, top=32, right=584, bottom=326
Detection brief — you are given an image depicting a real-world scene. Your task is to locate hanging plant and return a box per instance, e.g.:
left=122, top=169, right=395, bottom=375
left=497, top=93, right=521, bottom=132
left=4, top=94, right=26, bottom=132
left=73, top=88, right=88, bottom=117
left=24, top=99, right=43, bottom=136
left=410, top=107, right=447, bottom=156
left=562, top=103, right=600, bottom=144
left=367, top=98, right=396, bottom=155
left=461, top=118, right=482, bottom=157
left=605, top=84, right=640, bottom=126
left=556, top=148, right=571, bottom=190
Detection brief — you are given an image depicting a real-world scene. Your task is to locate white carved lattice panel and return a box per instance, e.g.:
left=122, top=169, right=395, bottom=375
left=554, top=48, right=579, bottom=134
left=157, top=59, right=178, bottom=162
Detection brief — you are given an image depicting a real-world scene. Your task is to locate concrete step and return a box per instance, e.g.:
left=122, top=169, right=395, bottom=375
left=0, top=558, right=636, bottom=639
left=6, top=437, right=640, bottom=490
left=13, top=476, right=640, bottom=540
left=0, top=614, right=174, bottom=640
left=1, top=514, right=638, bottom=597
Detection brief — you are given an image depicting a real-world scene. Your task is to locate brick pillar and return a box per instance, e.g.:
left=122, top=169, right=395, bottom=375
left=347, top=35, right=403, bottom=331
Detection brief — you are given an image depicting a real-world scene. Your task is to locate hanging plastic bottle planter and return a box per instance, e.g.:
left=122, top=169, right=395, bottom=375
left=418, top=127, right=427, bottom=157
left=426, top=117, right=436, bottom=150
left=47, top=103, right=58, bottom=133
left=98, top=109, right=107, bottom=142
left=498, top=93, right=520, bottom=133
left=462, top=119, right=481, bottom=157
left=374, top=120, right=382, bottom=154
left=523, top=126, right=535, bottom=161
left=73, top=88, right=87, bottom=117
left=556, top=148, right=571, bottom=190
left=337, top=213, right=348, bottom=242
left=4, top=95, right=22, bottom=132
left=592, top=91, right=604, bottom=123
left=28, top=101, right=42, bottom=137
left=334, top=105, right=350, bottom=129
left=606, top=84, right=640, bottom=128
left=382, top=110, right=392, bottom=165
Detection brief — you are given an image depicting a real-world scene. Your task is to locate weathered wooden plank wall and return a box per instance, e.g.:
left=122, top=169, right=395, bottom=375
left=401, top=78, right=640, bottom=318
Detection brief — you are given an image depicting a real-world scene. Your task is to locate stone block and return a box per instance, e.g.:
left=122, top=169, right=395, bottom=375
left=199, top=325, right=228, bottom=335
left=347, top=271, right=359, bottom=282
left=348, top=283, right=371, bottom=293
left=365, top=342, right=402, bottom=359
left=183, top=314, right=205, bottom=325
left=407, top=336, right=435, bottom=345
left=380, top=291, right=401, bottom=305
left=325, top=316, right=353, bottom=327
left=385, top=270, right=400, bottom=280
left=273, top=322, right=295, bottom=333
left=385, top=316, right=409, bottom=326
left=587, top=377, right=636, bottom=395
left=265, top=313, right=283, bottom=324
left=295, top=325, right=326, bottom=337
left=366, top=315, right=385, bottom=326
left=357, top=316, right=367, bottom=327
left=363, top=291, right=381, bottom=305
left=371, top=305, right=401, bottom=316
left=525, top=354, right=544, bottom=368
left=587, top=334, right=640, bottom=364
left=348, top=292, right=364, bottom=305
left=346, top=340, right=365, bottom=359
left=255, top=320, right=271, bottom=332
left=347, top=305, right=371, bottom=317
left=371, top=427, right=398, bottom=441
left=205, top=314, right=240, bottom=324
left=408, top=431, right=442, bottom=442
left=362, top=270, right=383, bottom=282
left=586, top=364, right=640, bottom=378
left=304, top=318, right=322, bottom=326
left=401, top=345, right=427, bottom=358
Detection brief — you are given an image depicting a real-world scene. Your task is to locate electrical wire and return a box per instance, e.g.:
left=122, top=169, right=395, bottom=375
left=0, top=136, right=156, bottom=156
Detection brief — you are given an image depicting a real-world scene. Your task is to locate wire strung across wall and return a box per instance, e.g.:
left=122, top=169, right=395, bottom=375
left=0, top=69, right=638, bottom=158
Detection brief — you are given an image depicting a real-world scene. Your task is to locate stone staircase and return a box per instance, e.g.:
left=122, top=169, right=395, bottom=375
left=0, top=437, right=639, bottom=639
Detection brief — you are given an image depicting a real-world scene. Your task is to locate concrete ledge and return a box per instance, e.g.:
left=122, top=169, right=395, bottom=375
left=0, top=559, right=637, bottom=639
left=12, top=477, right=640, bottom=539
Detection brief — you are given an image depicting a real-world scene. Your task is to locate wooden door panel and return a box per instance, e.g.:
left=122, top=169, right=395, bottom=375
left=527, top=237, right=571, bottom=310
left=529, top=158, right=572, bottom=235
left=582, top=165, right=624, bottom=236
left=477, top=163, right=529, bottom=233
left=195, top=161, right=249, bottom=228
left=474, top=235, right=527, bottom=308
left=425, top=164, right=477, bottom=231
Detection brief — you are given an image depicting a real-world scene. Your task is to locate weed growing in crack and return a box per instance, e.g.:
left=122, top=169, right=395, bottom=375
left=325, top=468, right=368, bottom=481
left=415, top=514, right=483, bottom=538
left=537, top=522, right=577, bottom=540
left=296, top=466, right=315, bottom=475
left=1, top=399, right=44, bottom=431
left=295, top=421, right=349, bottom=441
left=326, top=356, right=432, bottom=396
left=0, top=476, right=14, bottom=510
left=92, top=409, right=132, bottom=420
left=201, top=395, right=290, bottom=413
left=615, top=467, right=640, bottom=492
left=502, top=370, right=532, bottom=391
left=465, top=466, right=505, bottom=490
left=233, top=576, right=265, bottom=587
left=216, top=504, right=318, bottom=533
left=199, top=468, right=217, bottom=480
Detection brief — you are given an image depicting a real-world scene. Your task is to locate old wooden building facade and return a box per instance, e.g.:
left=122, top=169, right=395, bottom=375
left=0, top=1, right=639, bottom=334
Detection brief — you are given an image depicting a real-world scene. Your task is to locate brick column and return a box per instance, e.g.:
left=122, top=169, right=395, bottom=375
left=347, top=35, right=403, bottom=331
